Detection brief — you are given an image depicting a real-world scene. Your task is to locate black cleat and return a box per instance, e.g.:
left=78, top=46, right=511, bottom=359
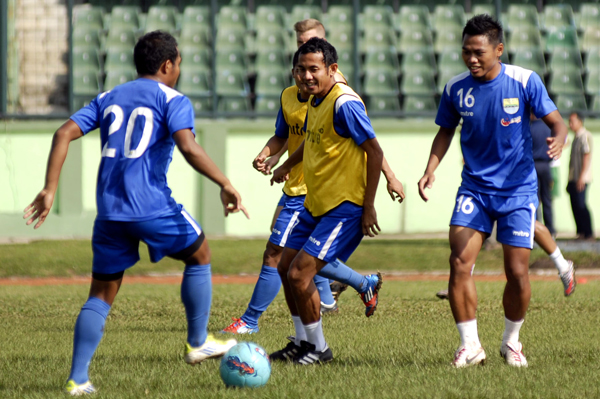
left=293, top=341, right=334, bottom=365
left=270, top=340, right=301, bottom=362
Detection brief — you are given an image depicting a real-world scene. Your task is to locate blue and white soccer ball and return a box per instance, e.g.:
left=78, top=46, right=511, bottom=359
left=219, top=342, right=271, bottom=388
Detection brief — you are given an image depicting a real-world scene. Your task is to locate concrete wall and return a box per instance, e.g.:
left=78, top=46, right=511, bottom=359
left=1, top=118, right=598, bottom=240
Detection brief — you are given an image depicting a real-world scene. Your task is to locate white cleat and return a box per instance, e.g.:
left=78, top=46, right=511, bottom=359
left=184, top=334, right=237, bottom=365
left=452, top=345, right=486, bottom=368
left=500, top=342, right=528, bottom=367
left=65, top=380, right=97, bottom=396
left=559, top=260, right=577, bottom=296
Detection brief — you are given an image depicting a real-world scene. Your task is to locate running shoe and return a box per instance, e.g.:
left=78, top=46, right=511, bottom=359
left=559, top=260, right=577, bottom=297
left=500, top=341, right=528, bottom=367
left=294, top=341, right=334, bottom=365
left=269, top=340, right=302, bottom=362
left=436, top=289, right=449, bottom=300
left=360, top=272, right=382, bottom=317
left=221, top=317, right=259, bottom=334
left=184, top=334, right=237, bottom=365
left=320, top=301, right=339, bottom=315
left=65, top=380, right=96, bottom=396
left=451, top=345, right=486, bottom=368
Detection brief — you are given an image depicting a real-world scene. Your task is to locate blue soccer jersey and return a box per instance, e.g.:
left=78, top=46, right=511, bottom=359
left=436, top=64, right=557, bottom=196
left=71, top=78, right=196, bottom=221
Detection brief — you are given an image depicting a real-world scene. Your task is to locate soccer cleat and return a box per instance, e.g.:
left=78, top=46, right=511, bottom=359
left=500, top=342, right=528, bottom=367
left=452, top=345, right=487, bottom=368
left=184, top=334, right=237, bottom=365
left=221, top=317, right=259, bottom=334
left=559, top=260, right=577, bottom=297
left=320, top=301, right=339, bottom=315
left=360, top=272, right=383, bottom=317
left=294, top=340, right=334, bottom=365
left=330, top=281, right=349, bottom=302
left=65, top=380, right=96, bottom=396
left=436, top=289, right=449, bottom=300
left=269, top=340, right=302, bottom=362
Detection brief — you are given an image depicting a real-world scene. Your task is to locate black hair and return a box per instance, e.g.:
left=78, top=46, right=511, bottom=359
left=292, top=49, right=300, bottom=68
left=463, top=14, right=504, bottom=46
left=296, top=37, right=338, bottom=67
left=571, top=111, right=585, bottom=122
left=134, top=31, right=179, bottom=76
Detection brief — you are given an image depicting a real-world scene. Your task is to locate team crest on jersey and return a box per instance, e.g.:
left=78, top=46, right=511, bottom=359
left=503, top=98, right=519, bottom=114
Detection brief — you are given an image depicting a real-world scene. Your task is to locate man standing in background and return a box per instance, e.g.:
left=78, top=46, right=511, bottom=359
left=531, top=113, right=556, bottom=237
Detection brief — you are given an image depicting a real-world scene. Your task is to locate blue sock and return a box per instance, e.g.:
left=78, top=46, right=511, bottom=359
left=240, top=265, right=281, bottom=328
left=181, top=264, right=212, bottom=348
left=314, top=274, right=335, bottom=305
left=68, top=297, right=111, bottom=384
left=319, top=259, right=368, bottom=293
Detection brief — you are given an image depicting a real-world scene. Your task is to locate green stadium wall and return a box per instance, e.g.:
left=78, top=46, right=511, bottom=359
left=1, top=119, right=598, bottom=240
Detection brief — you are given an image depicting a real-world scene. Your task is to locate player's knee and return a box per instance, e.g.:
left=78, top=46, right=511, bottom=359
left=185, top=241, right=211, bottom=265
left=506, top=265, right=529, bottom=283
left=287, top=265, right=304, bottom=287
left=449, top=254, right=473, bottom=275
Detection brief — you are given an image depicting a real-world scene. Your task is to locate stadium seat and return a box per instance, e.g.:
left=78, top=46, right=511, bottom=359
left=363, top=69, right=400, bottom=96
left=506, top=26, right=543, bottom=54
left=289, top=5, right=322, bottom=26
left=472, top=4, right=496, bottom=17
left=581, top=26, right=600, bottom=53
left=181, top=6, right=211, bottom=29
left=254, top=29, right=289, bottom=54
left=254, top=50, right=290, bottom=74
left=104, top=69, right=137, bottom=90
left=579, top=3, right=600, bottom=31
left=178, top=70, right=211, bottom=96
left=548, top=47, right=583, bottom=74
left=145, top=5, right=178, bottom=33
left=364, top=49, right=399, bottom=74
left=215, top=50, right=249, bottom=74
left=506, top=5, right=539, bottom=31
left=590, top=94, right=600, bottom=111
left=180, top=24, right=211, bottom=48
left=188, top=96, right=213, bottom=114
left=104, top=48, right=135, bottom=72
left=511, top=49, right=547, bottom=79
left=104, top=28, right=137, bottom=52
left=214, top=28, right=247, bottom=51
left=545, top=28, right=579, bottom=53
left=403, top=95, right=437, bottom=112
left=360, top=26, right=397, bottom=53
left=401, top=48, right=436, bottom=74
left=401, top=69, right=437, bottom=95
left=254, top=96, right=280, bottom=112
left=254, top=5, right=287, bottom=30
left=542, top=4, right=575, bottom=32
left=180, top=46, right=212, bottom=73
left=434, top=27, right=462, bottom=54
left=326, top=5, right=354, bottom=31
left=395, top=5, right=431, bottom=32
left=432, top=5, right=465, bottom=32
left=398, top=28, right=434, bottom=53
left=72, top=46, right=101, bottom=73
left=217, top=97, right=251, bottom=112
left=73, top=5, right=105, bottom=30
left=553, top=93, right=588, bottom=112
left=109, top=6, right=141, bottom=31
left=585, top=47, right=600, bottom=74
left=255, top=70, right=290, bottom=96
left=217, top=6, right=248, bottom=30
left=73, top=26, right=102, bottom=48
left=215, top=70, right=249, bottom=97
left=328, top=25, right=354, bottom=51
left=548, top=69, right=585, bottom=94
left=366, top=95, right=401, bottom=112
left=585, top=69, right=600, bottom=94
left=362, top=5, right=394, bottom=30
left=73, top=70, right=101, bottom=96
left=437, top=49, right=464, bottom=75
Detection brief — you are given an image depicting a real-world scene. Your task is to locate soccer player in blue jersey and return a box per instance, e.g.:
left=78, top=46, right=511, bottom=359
left=418, top=15, right=568, bottom=368
left=23, top=31, right=248, bottom=395
left=269, top=38, right=384, bottom=364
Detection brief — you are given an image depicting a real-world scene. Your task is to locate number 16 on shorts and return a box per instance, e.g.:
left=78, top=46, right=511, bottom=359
left=456, top=195, right=475, bottom=214
left=450, top=190, right=492, bottom=233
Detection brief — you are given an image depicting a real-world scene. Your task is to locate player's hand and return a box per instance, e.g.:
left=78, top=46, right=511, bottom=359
left=23, top=189, right=55, bottom=229
left=576, top=177, right=586, bottom=192
left=362, top=205, right=380, bottom=237
left=252, top=153, right=268, bottom=174
left=270, top=165, right=290, bottom=186
left=220, top=185, right=250, bottom=219
left=262, top=155, right=281, bottom=175
left=546, top=136, right=564, bottom=160
left=386, top=177, right=405, bottom=203
left=418, top=173, right=435, bottom=202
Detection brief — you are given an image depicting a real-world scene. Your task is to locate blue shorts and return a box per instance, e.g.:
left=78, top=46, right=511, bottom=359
left=285, top=201, right=364, bottom=263
left=450, top=187, right=538, bottom=249
left=269, top=193, right=306, bottom=247
left=92, top=207, right=204, bottom=274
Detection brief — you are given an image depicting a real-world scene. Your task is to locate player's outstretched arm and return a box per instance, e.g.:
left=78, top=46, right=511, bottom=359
left=541, top=110, right=568, bottom=161
left=270, top=140, right=305, bottom=186
left=23, top=120, right=83, bottom=229
left=253, top=136, right=287, bottom=175
left=381, top=156, right=405, bottom=203
left=418, top=127, right=456, bottom=202
left=360, top=137, right=384, bottom=237
left=174, top=129, right=249, bottom=219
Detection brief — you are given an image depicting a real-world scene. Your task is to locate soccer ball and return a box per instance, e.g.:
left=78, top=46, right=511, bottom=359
left=219, top=342, right=271, bottom=388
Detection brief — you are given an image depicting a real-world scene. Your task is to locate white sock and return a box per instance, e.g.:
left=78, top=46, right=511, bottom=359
left=456, top=319, right=481, bottom=348
left=292, top=316, right=307, bottom=346
left=502, top=317, right=524, bottom=345
left=303, top=319, right=327, bottom=352
left=550, top=248, right=570, bottom=275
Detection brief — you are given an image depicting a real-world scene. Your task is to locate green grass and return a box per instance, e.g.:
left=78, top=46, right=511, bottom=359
left=0, top=238, right=598, bottom=278
left=1, top=280, right=599, bottom=398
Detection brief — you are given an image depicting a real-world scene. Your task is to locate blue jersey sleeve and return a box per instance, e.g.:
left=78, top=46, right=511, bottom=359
left=70, top=94, right=102, bottom=134
left=526, top=72, right=557, bottom=119
left=166, top=95, right=196, bottom=135
left=274, top=107, right=289, bottom=138
left=333, top=97, right=376, bottom=146
left=435, top=86, right=461, bottom=129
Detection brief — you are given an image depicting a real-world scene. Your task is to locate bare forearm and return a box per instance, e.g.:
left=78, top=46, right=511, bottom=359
left=280, top=140, right=304, bottom=170
left=261, top=136, right=288, bottom=158
left=381, top=156, right=395, bottom=182
left=363, top=142, right=384, bottom=208
left=425, top=128, right=455, bottom=174
left=44, top=121, right=83, bottom=193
